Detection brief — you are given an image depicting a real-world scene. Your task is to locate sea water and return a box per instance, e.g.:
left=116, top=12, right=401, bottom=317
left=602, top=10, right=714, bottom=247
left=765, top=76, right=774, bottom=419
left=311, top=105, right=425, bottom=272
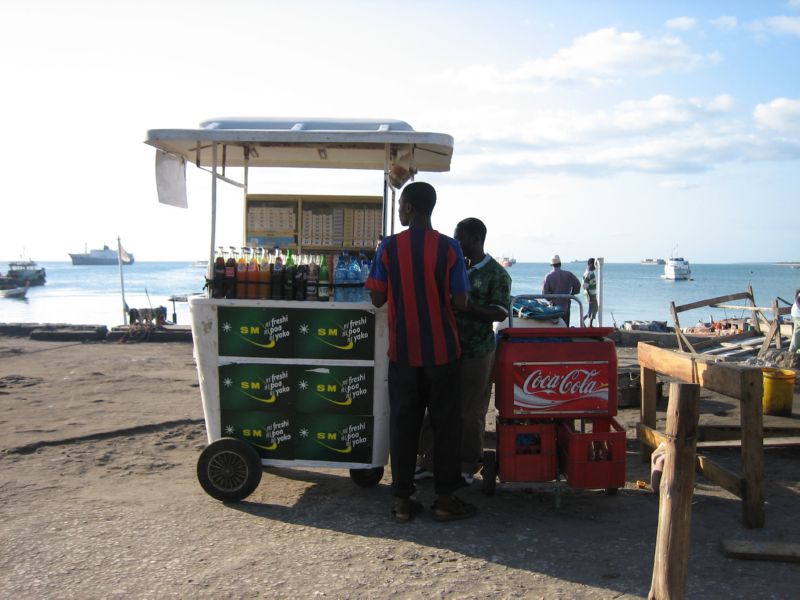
left=0, top=261, right=797, bottom=329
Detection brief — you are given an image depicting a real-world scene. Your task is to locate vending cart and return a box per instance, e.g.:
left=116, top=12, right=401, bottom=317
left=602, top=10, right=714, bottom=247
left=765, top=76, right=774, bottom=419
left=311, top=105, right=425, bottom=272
left=145, top=118, right=454, bottom=501
left=484, top=295, right=626, bottom=496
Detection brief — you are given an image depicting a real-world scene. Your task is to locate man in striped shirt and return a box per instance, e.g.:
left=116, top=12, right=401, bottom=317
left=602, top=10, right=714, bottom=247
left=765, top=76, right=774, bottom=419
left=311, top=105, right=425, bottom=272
left=367, top=182, right=476, bottom=523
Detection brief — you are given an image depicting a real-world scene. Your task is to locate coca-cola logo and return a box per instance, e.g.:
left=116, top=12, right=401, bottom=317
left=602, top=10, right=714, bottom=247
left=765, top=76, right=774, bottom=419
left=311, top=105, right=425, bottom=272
left=513, top=362, right=609, bottom=409
left=524, top=368, right=602, bottom=397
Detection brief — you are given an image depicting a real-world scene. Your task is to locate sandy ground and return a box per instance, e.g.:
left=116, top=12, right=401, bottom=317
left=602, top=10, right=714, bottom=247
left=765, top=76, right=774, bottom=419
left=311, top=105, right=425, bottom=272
left=1, top=337, right=799, bottom=599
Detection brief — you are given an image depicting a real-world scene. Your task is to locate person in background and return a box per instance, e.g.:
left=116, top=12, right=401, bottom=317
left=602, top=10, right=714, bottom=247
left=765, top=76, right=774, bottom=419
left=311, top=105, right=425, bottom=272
left=366, top=182, right=477, bottom=523
left=542, top=254, right=581, bottom=326
left=582, top=257, right=598, bottom=327
left=789, top=289, right=800, bottom=355
left=416, top=217, right=511, bottom=485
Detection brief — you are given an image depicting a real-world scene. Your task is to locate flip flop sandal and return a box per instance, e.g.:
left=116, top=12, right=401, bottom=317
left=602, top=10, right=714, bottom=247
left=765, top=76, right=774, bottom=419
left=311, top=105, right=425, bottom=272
left=431, top=496, right=477, bottom=522
left=391, top=497, right=423, bottom=523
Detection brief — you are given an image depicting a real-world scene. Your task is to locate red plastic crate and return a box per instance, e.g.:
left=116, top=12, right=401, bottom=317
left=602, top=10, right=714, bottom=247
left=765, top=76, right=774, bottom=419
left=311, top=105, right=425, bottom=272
left=557, top=417, right=626, bottom=489
left=497, top=421, right=557, bottom=482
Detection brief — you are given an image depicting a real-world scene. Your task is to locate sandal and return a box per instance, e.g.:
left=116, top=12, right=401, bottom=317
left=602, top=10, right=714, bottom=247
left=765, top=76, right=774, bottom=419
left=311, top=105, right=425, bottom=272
left=431, top=495, right=477, bottom=522
left=391, top=497, right=423, bottom=523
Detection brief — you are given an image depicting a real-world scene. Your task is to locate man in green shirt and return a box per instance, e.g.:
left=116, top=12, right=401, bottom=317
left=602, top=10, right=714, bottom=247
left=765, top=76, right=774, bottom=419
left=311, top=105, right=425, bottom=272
left=582, top=257, right=598, bottom=327
left=416, top=217, right=512, bottom=483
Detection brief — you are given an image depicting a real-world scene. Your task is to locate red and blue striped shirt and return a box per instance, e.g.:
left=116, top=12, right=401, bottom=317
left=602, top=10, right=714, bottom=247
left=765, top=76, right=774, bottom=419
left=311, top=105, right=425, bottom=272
left=366, top=227, right=470, bottom=366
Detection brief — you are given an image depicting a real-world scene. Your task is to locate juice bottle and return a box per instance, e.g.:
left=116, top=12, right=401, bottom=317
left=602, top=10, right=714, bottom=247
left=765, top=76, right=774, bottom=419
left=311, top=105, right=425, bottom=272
left=236, top=249, right=248, bottom=298
left=258, top=248, right=271, bottom=299
left=247, top=250, right=259, bottom=299
left=294, top=253, right=308, bottom=301
left=318, top=255, right=330, bottom=301
left=224, top=248, right=237, bottom=299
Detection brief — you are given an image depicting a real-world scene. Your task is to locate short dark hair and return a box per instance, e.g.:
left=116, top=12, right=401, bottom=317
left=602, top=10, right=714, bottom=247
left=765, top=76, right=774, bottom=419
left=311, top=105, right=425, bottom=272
left=457, top=217, right=487, bottom=242
left=400, top=182, right=436, bottom=215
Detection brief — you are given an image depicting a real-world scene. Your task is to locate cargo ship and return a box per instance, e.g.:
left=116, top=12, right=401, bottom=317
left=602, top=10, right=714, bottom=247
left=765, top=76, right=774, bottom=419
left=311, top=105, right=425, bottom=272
left=69, top=244, right=135, bottom=265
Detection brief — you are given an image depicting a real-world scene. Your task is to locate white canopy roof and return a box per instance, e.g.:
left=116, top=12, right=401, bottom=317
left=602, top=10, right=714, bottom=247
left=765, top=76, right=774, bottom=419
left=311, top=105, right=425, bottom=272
left=145, top=117, right=454, bottom=172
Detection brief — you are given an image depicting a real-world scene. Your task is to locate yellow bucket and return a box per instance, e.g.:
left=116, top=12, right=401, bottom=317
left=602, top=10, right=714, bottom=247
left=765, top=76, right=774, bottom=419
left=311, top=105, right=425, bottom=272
left=761, top=368, right=796, bottom=417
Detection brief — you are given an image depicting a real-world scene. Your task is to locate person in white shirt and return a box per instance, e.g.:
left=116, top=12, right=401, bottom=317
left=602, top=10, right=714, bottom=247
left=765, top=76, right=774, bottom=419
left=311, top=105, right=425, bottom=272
left=789, top=289, right=800, bottom=354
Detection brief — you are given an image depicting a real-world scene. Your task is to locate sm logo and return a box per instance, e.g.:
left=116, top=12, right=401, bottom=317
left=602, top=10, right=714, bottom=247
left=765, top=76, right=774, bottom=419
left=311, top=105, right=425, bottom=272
left=241, top=381, right=261, bottom=390
left=240, top=326, right=261, bottom=335
left=316, top=384, right=337, bottom=392
left=316, top=432, right=338, bottom=441
left=317, top=328, right=339, bottom=336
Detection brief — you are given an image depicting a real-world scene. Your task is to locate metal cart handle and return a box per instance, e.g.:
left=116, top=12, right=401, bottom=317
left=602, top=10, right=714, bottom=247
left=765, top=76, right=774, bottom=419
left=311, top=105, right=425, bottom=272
left=508, top=294, right=584, bottom=328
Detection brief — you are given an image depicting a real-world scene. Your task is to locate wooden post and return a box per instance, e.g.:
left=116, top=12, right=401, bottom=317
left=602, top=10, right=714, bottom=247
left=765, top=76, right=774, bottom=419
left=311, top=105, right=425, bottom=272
left=740, top=368, right=765, bottom=528
left=640, top=361, right=658, bottom=462
left=649, top=382, right=700, bottom=600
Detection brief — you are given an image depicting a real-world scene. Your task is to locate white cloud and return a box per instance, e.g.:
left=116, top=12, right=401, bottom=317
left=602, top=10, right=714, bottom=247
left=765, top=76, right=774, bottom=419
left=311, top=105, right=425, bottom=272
left=751, top=16, right=800, bottom=36
left=754, top=97, right=800, bottom=134
left=788, top=0, right=800, bottom=8
left=658, top=179, right=701, bottom=190
left=444, top=27, right=714, bottom=90
left=665, top=17, right=696, bottom=31
left=711, top=16, right=738, bottom=30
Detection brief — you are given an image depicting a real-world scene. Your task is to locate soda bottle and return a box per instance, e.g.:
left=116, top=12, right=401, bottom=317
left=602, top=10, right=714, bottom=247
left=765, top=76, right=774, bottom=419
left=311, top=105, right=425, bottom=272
left=271, top=248, right=284, bottom=300
left=283, top=248, right=296, bottom=300
left=212, top=247, right=225, bottom=298
left=294, top=255, right=308, bottom=301
left=318, top=255, right=330, bottom=301
left=258, top=248, right=271, bottom=300
left=224, top=249, right=237, bottom=299
left=306, top=256, right=319, bottom=301
left=236, top=249, right=248, bottom=298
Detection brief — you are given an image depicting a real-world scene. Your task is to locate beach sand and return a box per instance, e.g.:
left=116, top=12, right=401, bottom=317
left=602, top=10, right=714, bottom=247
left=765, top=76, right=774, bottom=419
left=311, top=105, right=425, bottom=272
left=1, top=337, right=798, bottom=598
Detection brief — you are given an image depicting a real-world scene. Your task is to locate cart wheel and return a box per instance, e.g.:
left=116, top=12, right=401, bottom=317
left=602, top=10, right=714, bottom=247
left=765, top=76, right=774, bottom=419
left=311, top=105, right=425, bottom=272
left=606, top=487, right=618, bottom=496
left=349, top=466, right=384, bottom=488
left=197, top=437, right=262, bottom=502
left=482, top=450, right=497, bottom=496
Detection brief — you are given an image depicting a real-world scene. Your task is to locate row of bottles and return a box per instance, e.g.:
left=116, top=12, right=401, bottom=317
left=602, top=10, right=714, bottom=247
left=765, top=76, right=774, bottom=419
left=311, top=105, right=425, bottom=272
left=209, top=247, right=372, bottom=302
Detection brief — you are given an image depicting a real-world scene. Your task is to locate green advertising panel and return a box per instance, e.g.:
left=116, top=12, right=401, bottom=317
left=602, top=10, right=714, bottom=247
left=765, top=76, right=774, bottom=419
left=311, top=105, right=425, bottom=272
left=222, top=410, right=294, bottom=460
left=294, top=365, right=374, bottom=414
left=294, top=414, right=374, bottom=464
left=218, top=306, right=293, bottom=358
left=219, top=363, right=295, bottom=411
left=218, top=306, right=375, bottom=360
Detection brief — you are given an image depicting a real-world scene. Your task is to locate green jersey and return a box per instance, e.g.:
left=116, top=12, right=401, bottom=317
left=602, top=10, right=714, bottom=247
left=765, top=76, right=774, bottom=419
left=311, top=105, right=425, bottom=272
left=456, top=255, right=511, bottom=358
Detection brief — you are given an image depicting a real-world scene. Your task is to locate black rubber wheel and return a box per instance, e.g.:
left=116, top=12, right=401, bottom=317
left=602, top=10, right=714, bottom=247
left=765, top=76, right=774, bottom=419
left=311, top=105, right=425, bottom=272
left=197, top=437, right=262, bottom=502
left=349, top=466, right=384, bottom=487
left=482, top=450, right=497, bottom=496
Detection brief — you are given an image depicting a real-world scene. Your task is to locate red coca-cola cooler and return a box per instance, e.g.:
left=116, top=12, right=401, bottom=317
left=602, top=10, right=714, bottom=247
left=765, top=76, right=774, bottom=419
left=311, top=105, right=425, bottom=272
left=494, top=327, right=618, bottom=418
left=483, top=326, right=625, bottom=495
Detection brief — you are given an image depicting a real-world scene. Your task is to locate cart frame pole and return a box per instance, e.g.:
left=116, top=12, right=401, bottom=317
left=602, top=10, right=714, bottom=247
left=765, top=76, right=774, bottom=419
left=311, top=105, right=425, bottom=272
left=207, top=143, right=218, bottom=297
left=597, top=256, right=604, bottom=327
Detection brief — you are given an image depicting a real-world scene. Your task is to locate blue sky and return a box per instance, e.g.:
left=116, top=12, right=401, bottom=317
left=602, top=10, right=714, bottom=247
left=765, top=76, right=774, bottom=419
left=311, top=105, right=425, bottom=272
left=1, top=0, right=798, bottom=262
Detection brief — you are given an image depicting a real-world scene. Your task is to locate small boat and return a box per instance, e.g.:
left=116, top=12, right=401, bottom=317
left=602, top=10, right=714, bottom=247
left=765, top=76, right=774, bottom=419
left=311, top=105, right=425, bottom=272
left=641, top=258, right=666, bottom=265
left=69, top=244, right=134, bottom=265
left=496, top=256, right=516, bottom=267
left=5, top=259, right=46, bottom=286
left=663, top=256, right=692, bottom=280
left=0, top=277, right=28, bottom=298
left=191, top=260, right=208, bottom=268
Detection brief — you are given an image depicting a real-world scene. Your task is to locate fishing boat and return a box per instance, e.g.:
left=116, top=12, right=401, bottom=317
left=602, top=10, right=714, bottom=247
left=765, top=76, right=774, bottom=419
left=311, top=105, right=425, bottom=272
left=663, top=256, right=692, bottom=280
left=5, top=259, right=46, bottom=286
left=0, top=277, right=28, bottom=298
left=640, top=258, right=666, bottom=265
left=496, top=256, right=516, bottom=268
left=69, top=244, right=135, bottom=265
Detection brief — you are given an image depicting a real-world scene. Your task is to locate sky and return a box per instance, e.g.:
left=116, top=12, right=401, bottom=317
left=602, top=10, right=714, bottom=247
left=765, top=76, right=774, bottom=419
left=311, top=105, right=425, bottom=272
left=1, top=0, right=798, bottom=263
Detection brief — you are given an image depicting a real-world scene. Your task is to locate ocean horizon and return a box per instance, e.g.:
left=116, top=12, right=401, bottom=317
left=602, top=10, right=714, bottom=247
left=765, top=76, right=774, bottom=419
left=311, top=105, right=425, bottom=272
left=1, top=260, right=798, bottom=329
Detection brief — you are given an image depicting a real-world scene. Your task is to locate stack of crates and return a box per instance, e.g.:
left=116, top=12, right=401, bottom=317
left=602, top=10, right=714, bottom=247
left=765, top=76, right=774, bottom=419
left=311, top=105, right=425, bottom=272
left=490, top=327, right=626, bottom=491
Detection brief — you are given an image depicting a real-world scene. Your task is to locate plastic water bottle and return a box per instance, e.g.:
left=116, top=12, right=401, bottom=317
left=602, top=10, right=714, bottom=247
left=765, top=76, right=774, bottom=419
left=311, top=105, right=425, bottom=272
left=347, top=255, right=362, bottom=302
left=334, top=253, right=348, bottom=302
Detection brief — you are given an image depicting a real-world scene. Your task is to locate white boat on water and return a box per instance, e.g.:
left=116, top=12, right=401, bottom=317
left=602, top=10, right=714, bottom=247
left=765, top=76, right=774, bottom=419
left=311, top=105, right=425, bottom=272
left=496, top=256, right=516, bottom=267
left=641, top=258, right=666, bottom=265
left=663, top=256, right=692, bottom=280
left=69, top=243, right=135, bottom=265
left=0, top=277, right=28, bottom=298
